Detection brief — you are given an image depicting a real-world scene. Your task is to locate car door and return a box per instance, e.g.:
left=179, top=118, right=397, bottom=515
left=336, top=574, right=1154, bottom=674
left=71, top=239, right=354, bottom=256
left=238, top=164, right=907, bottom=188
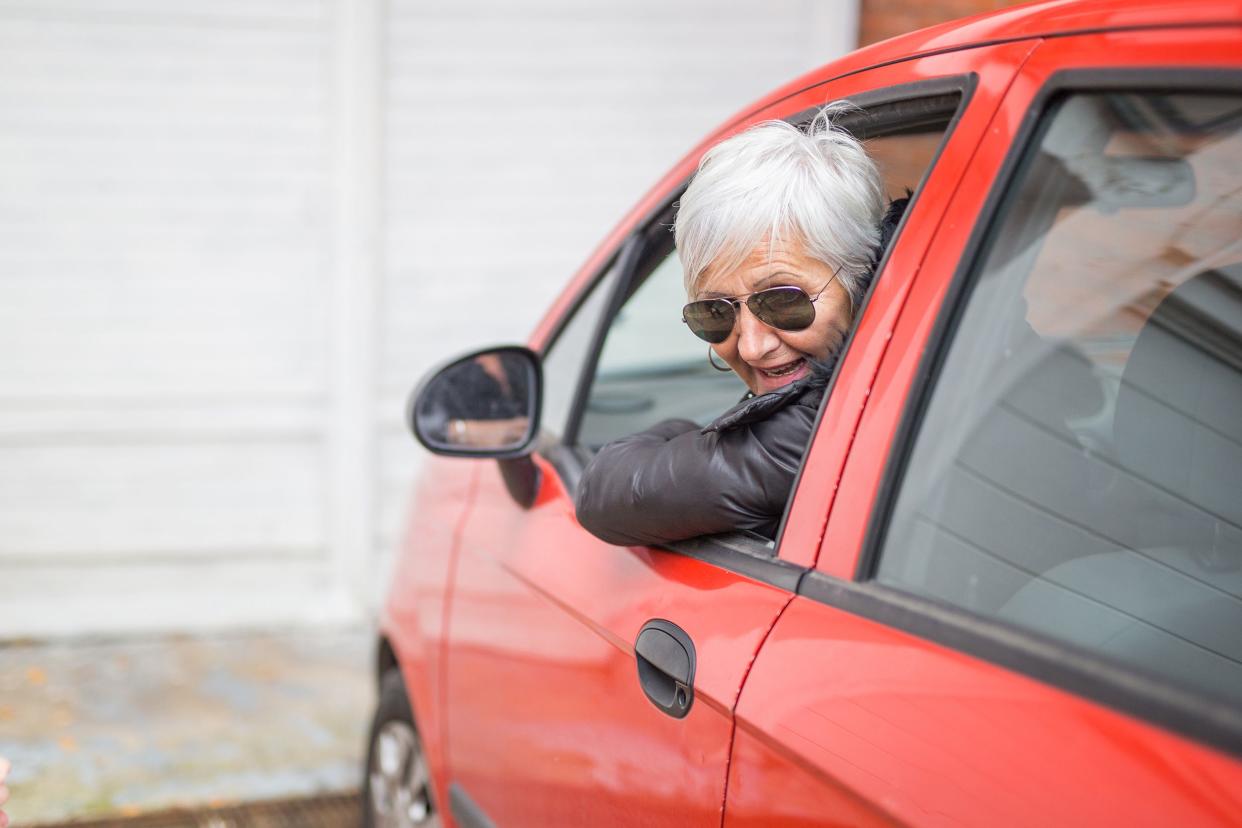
left=437, top=38, right=1032, bottom=827
left=439, top=206, right=795, bottom=828
left=726, top=28, right=1242, bottom=826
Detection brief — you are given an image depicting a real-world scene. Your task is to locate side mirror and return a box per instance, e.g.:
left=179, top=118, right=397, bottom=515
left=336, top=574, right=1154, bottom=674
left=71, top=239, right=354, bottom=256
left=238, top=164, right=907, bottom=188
left=409, top=345, right=542, bottom=459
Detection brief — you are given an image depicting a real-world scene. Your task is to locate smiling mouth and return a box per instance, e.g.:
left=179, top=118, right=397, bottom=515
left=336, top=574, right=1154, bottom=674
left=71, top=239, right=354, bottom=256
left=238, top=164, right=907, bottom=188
left=758, top=358, right=804, bottom=379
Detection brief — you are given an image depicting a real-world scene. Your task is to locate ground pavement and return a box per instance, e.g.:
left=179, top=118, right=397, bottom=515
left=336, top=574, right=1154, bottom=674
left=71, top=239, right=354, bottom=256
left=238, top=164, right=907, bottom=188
left=0, top=629, right=373, bottom=825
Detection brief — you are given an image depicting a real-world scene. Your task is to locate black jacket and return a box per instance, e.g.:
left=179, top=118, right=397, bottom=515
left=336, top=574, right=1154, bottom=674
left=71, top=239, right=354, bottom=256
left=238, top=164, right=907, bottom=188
left=574, top=197, right=908, bottom=547
left=574, top=360, right=833, bottom=546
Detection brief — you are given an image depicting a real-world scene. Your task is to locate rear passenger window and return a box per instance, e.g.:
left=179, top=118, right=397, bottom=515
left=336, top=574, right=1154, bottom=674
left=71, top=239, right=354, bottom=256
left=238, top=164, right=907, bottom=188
left=877, top=90, right=1242, bottom=705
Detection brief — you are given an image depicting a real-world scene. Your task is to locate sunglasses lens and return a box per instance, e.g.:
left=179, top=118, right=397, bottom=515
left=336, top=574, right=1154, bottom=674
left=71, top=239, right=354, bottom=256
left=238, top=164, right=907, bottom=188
left=683, top=299, right=735, bottom=343
left=750, top=287, right=816, bottom=331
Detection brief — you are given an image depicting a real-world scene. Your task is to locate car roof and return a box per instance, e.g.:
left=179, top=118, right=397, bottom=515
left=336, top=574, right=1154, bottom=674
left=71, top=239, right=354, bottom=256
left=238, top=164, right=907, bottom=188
left=844, top=0, right=1242, bottom=79
left=738, top=0, right=1242, bottom=117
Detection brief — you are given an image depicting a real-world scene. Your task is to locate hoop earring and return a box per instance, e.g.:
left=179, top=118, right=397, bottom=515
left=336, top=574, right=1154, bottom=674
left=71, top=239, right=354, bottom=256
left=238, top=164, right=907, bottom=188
left=708, top=346, right=732, bottom=372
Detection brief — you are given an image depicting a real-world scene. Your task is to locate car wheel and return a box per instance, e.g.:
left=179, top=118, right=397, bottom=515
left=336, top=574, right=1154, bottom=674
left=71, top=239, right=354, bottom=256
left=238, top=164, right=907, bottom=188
left=363, top=669, right=439, bottom=828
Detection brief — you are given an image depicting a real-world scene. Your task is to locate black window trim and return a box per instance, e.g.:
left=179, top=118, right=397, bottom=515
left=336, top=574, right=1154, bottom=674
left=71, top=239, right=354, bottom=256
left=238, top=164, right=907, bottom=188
left=843, top=67, right=1242, bottom=759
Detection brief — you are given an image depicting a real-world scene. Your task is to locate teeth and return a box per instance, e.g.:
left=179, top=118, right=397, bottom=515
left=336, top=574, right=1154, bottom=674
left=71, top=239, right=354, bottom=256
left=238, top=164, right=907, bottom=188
left=762, top=359, right=803, bottom=377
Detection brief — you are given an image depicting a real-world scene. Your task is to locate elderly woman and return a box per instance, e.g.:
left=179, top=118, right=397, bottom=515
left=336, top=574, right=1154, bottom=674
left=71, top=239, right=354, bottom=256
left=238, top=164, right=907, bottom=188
left=575, top=108, right=903, bottom=547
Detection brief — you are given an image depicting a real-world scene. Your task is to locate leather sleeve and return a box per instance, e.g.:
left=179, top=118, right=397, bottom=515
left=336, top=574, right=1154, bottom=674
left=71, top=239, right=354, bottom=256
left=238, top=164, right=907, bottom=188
left=573, top=403, right=817, bottom=547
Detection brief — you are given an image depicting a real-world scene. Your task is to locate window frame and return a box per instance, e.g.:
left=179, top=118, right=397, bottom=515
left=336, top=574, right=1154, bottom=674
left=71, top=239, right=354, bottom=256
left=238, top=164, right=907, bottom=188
left=849, top=67, right=1242, bottom=758
left=533, top=77, right=975, bottom=583
left=530, top=78, right=975, bottom=579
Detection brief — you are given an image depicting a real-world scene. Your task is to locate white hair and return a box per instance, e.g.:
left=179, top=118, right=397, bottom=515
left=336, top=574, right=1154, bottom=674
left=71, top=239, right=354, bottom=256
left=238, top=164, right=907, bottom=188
left=674, top=105, right=886, bottom=308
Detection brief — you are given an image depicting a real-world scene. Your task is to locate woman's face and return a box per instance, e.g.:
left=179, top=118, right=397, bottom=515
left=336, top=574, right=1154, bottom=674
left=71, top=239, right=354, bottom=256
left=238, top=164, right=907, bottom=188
left=697, top=236, right=853, bottom=396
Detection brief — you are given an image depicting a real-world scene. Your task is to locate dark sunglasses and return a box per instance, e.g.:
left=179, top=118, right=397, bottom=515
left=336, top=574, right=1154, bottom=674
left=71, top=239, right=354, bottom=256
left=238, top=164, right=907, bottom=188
left=681, top=274, right=839, bottom=344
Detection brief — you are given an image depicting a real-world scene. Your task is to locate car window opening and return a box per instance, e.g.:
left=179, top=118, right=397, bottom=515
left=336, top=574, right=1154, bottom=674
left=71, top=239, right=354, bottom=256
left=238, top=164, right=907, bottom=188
left=546, top=96, right=964, bottom=556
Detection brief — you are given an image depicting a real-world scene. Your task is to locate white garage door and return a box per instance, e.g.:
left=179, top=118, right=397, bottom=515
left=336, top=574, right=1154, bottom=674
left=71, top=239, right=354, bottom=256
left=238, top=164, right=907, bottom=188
left=0, top=0, right=856, bottom=636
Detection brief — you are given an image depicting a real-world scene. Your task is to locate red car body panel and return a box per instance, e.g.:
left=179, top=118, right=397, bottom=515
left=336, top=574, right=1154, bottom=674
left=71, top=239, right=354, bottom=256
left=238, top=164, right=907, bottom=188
left=727, top=599, right=1242, bottom=827
left=441, top=455, right=793, bottom=825
left=379, top=3, right=1242, bottom=825
left=732, top=25, right=1242, bottom=828
left=741, top=0, right=1242, bottom=118
left=383, top=458, right=479, bottom=814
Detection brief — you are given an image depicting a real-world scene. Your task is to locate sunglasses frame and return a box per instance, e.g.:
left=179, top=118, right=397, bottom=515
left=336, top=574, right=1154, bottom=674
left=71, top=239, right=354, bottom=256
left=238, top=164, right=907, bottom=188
left=681, top=271, right=841, bottom=344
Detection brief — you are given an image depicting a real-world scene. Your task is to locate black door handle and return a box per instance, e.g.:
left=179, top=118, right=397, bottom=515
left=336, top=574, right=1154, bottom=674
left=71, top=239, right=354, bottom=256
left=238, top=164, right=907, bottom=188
left=635, top=619, right=696, bottom=718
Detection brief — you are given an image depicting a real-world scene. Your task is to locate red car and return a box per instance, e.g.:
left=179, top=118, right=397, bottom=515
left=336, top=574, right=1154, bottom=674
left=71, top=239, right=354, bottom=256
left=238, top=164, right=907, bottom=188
left=366, top=1, right=1242, bottom=825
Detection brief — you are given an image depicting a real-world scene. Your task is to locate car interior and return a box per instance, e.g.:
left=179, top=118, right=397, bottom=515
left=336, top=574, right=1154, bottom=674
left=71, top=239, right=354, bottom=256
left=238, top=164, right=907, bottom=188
left=878, top=89, right=1242, bottom=706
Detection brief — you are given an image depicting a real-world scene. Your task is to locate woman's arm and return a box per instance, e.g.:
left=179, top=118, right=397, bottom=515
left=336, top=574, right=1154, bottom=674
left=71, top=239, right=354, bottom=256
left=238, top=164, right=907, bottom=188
left=574, top=403, right=816, bottom=546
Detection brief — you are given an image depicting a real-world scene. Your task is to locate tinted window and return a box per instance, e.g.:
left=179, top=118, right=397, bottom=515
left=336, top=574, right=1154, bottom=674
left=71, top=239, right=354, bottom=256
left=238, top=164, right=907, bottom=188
left=877, top=91, right=1242, bottom=706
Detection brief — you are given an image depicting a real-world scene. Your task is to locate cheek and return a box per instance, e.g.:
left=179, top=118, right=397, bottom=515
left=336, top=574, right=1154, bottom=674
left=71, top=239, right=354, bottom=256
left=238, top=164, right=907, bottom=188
left=715, top=340, right=748, bottom=372
left=804, top=297, right=853, bottom=356
left=782, top=318, right=843, bottom=360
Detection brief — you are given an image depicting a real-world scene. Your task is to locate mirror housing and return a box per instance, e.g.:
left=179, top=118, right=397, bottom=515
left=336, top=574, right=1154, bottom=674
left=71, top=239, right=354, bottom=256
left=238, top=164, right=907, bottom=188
left=408, top=345, right=542, bottom=460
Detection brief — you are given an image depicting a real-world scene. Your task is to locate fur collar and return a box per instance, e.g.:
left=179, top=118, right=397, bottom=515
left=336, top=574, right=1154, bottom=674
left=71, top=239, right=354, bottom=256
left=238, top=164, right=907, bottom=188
left=702, top=356, right=835, bottom=433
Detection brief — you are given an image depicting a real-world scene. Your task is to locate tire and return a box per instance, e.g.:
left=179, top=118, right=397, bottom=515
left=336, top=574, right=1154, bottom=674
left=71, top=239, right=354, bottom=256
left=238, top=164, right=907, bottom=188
left=363, top=669, right=439, bottom=828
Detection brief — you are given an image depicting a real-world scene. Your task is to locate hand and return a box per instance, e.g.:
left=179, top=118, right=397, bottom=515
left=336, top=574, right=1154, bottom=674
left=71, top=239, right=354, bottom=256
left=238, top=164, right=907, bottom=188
left=0, top=755, right=10, bottom=828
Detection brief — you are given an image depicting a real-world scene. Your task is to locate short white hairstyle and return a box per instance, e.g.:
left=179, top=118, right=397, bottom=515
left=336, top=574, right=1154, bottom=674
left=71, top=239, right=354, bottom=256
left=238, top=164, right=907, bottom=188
left=674, top=105, right=886, bottom=309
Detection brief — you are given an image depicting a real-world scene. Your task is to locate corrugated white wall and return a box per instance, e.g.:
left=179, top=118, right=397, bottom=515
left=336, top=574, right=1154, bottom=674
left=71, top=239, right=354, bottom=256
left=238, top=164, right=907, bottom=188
left=0, top=0, right=858, bottom=637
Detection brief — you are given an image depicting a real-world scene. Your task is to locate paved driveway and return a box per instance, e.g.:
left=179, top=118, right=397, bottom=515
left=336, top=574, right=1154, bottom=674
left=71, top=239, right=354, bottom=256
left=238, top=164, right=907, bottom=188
left=0, top=629, right=372, bottom=824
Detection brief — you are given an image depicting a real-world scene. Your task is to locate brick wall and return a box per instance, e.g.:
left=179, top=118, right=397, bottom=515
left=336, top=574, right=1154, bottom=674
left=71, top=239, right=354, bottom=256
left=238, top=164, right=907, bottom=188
left=860, top=0, right=1032, bottom=46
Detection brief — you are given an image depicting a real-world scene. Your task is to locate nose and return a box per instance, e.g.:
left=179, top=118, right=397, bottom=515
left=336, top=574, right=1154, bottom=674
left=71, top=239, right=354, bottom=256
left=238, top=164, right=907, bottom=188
left=734, top=301, right=781, bottom=365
